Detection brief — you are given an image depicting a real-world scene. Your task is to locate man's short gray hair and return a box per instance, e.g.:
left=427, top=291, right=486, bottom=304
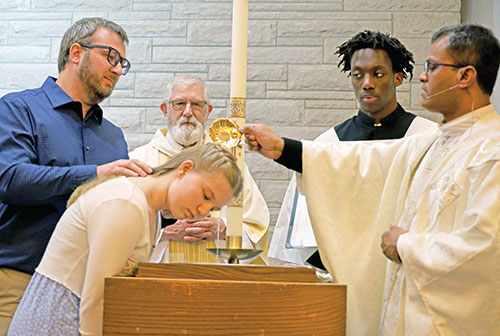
left=58, top=17, right=129, bottom=73
left=163, top=74, right=211, bottom=105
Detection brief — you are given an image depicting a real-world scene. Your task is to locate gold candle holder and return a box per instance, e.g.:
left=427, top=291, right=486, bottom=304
left=206, top=118, right=262, bottom=264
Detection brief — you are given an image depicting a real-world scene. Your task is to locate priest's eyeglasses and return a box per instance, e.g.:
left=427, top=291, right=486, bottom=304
left=79, top=43, right=131, bottom=75
left=424, top=60, right=463, bottom=75
left=169, top=100, right=207, bottom=112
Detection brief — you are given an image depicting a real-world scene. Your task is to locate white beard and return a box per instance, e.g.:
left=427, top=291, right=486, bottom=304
left=168, top=115, right=205, bottom=147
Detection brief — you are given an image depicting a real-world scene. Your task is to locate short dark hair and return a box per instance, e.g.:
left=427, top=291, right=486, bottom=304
left=58, top=17, right=129, bottom=73
left=336, top=30, right=414, bottom=80
left=432, top=24, right=500, bottom=95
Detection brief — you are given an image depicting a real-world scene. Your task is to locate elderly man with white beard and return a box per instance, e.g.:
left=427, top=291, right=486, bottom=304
left=130, top=74, right=270, bottom=264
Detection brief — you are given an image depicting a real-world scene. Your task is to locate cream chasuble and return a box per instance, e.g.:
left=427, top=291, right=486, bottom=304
left=299, top=104, right=500, bottom=335
left=269, top=115, right=435, bottom=266
left=129, top=128, right=270, bottom=264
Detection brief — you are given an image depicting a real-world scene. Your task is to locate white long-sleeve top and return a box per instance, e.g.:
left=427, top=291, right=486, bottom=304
left=37, top=177, right=159, bottom=336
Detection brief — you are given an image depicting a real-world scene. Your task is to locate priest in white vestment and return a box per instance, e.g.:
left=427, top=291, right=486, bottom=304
left=269, top=30, right=436, bottom=268
left=241, top=24, right=500, bottom=335
left=130, top=75, right=269, bottom=264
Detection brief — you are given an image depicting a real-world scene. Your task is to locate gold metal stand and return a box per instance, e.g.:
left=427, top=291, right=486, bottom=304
left=206, top=236, right=262, bottom=264
left=207, top=119, right=262, bottom=263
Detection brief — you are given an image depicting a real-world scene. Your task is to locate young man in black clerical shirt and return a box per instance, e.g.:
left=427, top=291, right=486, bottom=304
left=267, top=30, right=435, bottom=269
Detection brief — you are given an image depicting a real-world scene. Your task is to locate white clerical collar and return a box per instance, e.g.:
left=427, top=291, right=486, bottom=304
left=439, top=104, right=494, bottom=143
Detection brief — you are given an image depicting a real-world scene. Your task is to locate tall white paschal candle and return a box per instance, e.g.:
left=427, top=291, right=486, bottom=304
left=226, top=0, right=248, bottom=243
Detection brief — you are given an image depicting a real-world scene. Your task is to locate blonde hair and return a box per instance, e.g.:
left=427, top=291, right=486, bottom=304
left=67, top=143, right=242, bottom=207
left=152, top=143, right=242, bottom=197
left=67, top=175, right=118, bottom=207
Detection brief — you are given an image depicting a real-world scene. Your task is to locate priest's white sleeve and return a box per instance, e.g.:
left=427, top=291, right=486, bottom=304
left=299, top=138, right=411, bottom=336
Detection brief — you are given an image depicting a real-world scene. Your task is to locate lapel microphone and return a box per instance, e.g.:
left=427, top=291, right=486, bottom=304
left=424, top=84, right=459, bottom=99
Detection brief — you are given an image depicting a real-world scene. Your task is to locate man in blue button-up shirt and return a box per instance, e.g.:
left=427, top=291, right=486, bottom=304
left=0, top=17, right=151, bottom=333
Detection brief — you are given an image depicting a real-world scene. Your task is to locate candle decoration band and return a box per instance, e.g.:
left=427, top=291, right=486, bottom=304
left=230, top=97, right=246, bottom=118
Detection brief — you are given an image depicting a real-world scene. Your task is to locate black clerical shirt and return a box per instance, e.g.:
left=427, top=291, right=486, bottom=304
left=276, top=104, right=416, bottom=173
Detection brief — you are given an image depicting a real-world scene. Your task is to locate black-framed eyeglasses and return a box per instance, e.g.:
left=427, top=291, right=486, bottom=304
left=79, top=43, right=131, bottom=75
left=424, top=60, right=463, bottom=75
left=168, top=99, right=207, bottom=112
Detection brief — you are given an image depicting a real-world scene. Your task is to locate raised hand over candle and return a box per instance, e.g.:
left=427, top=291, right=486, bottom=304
left=239, top=124, right=285, bottom=160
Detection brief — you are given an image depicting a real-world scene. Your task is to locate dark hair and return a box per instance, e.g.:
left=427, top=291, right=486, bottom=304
left=336, top=30, right=414, bottom=80
left=58, top=17, right=129, bottom=73
left=432, top=24, right=500, bottom=95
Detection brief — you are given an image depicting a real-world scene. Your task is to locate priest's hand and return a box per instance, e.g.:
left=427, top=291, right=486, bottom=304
left=159, top=217, right=226, bottom=243
left=239, top=124, right=285, bottom=160
left=381, top=225, right=407, bottom=263
left=184, top=216, right=226, bottom=243
left=159, top=220, right=192, bottom=242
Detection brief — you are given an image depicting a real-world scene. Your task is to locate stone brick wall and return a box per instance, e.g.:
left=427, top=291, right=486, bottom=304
left=0, top=0, right=460, bottom=229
